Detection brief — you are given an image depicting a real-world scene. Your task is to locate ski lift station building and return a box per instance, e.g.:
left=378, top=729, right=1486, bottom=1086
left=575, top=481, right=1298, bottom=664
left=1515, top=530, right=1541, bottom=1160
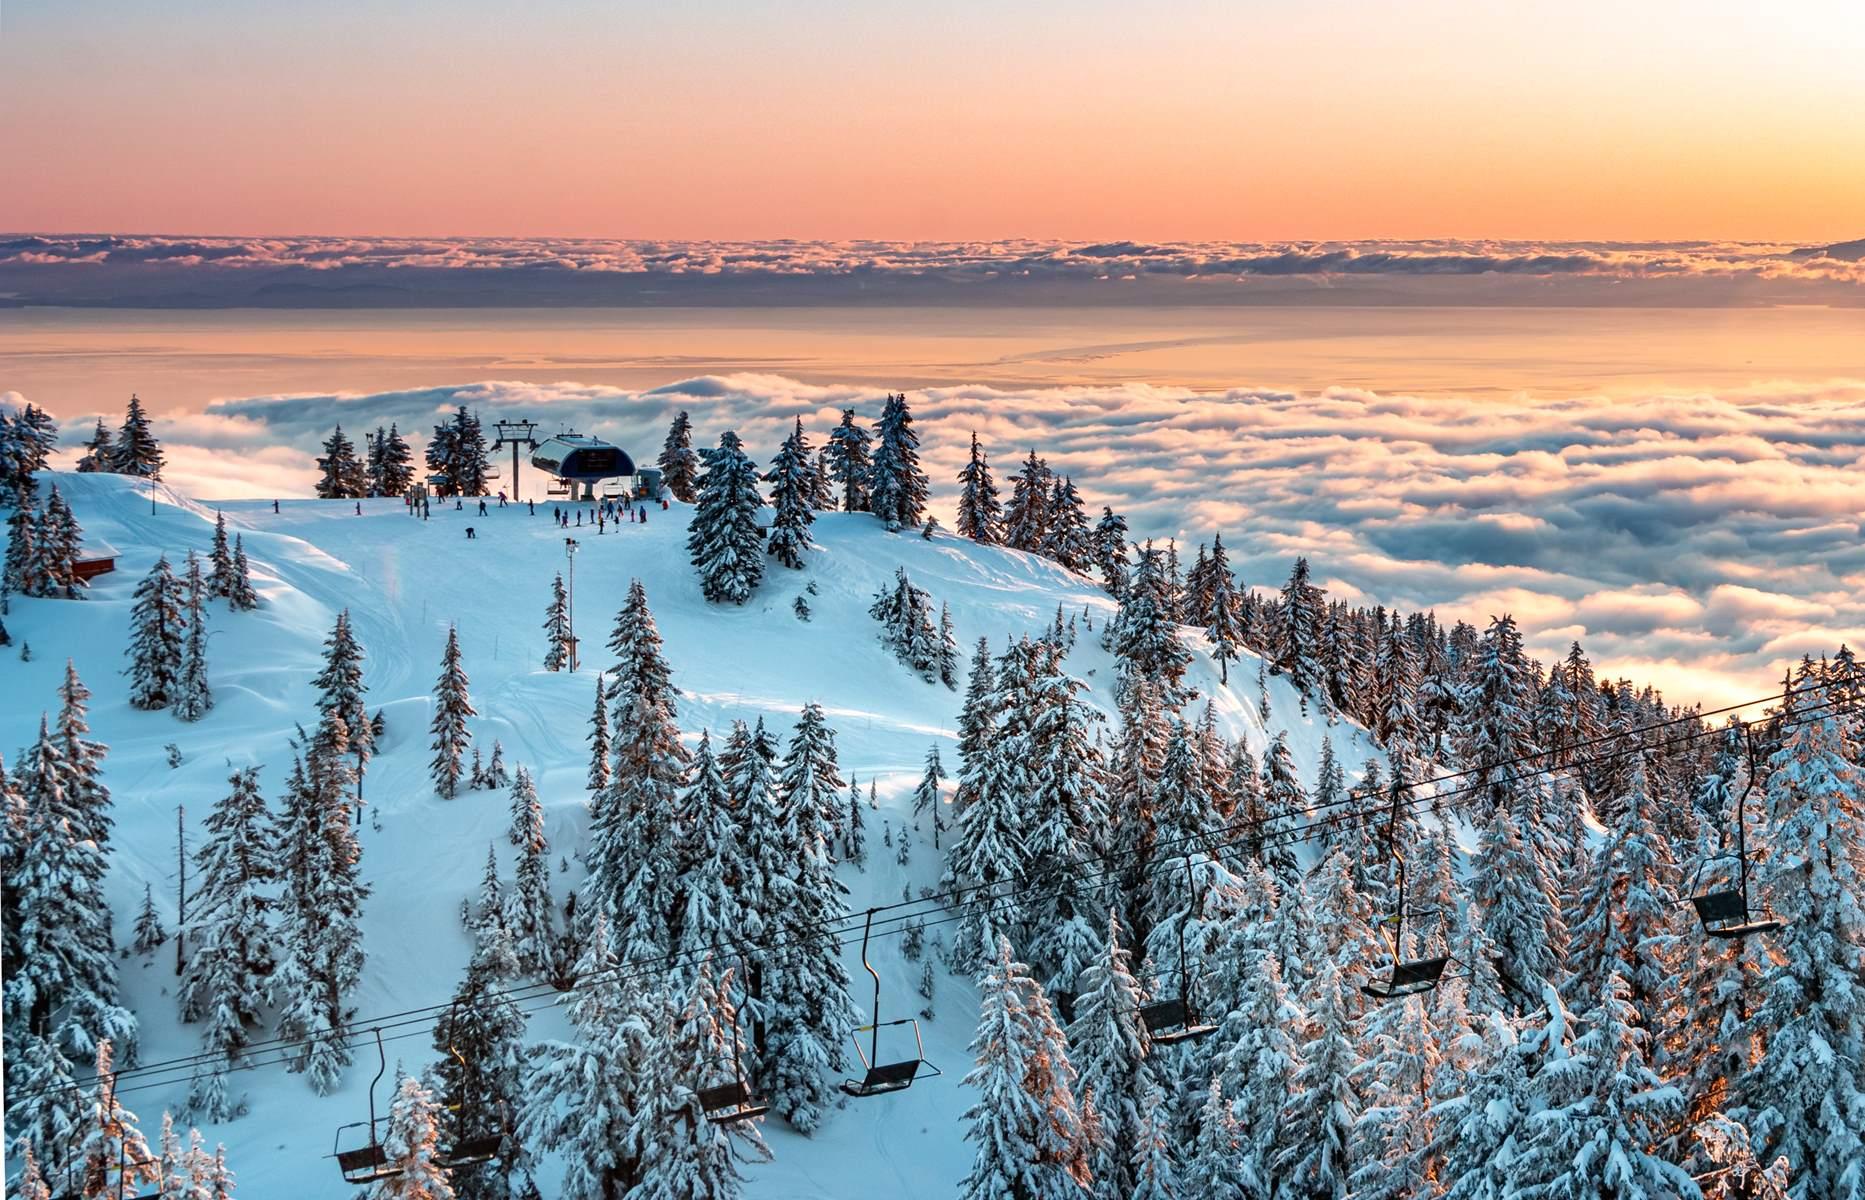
left=531, top=433, right=659, bottom=500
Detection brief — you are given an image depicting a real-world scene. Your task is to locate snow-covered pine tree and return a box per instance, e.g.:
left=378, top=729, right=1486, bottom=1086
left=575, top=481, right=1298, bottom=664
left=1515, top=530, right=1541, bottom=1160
left=376, top=423, right=415, bottom=497
left=947, top=643, right=1037, bottom=970
left=542, top=573, right=571, bottom=671
left=6, top=715, right=137, bottom=1063
left=912, top=743, right=947, bottom=849
left=938, top=603, right=961, bottom=690
left=630, top=968, right=769, bottom=1200
left=955, top=432, right=1003, bottom=544
left=55, top=660, right=114, bottom=852
left=1348, top=993, right=1439, bottom=1200
left=76, top=1041, right=162, bottom=1198
left=1470, top=791, right=1561, bottom=1014
left=1273, top=955, right=1362, bottom=1200
left=1564, top=758, right=1677, bottom=1029
left=685, top=430, right=765, bottom=604
left=111, top=393, right=165, bottom=478
left=502, top=767, right=557, bottom=978
left=431, top=944, right=530, bottom=1199
left=181, top=766, right=277, bottom=1122
left=1515, top=971, right=1695, bottom=1200
left=658, top=410, right=701, bottom=503
left=207, top=512, right=236, bottom=601
left=126, top=554, right=186, bottom=710
left=1201, top=533, right=1244, bottom=685
left=958, top=937, right=1091, bottom=1200
left=764, top=416, right=816, bottom=569
left=1002, top=450, right=1051, bottom=553
left=1743, top=685, right=1865, bottom=1193
left=228, top=535, right=259, bottom=610
left=5, top=499, right=42, bottom=596
left=778, top=701, right=846, bottom=862
left=1128, top=1080, right=1179, bottom=1200
left=37, top=485, right=84, bottom=599
left=372, top=1076, right=456, bottom=1200
left=868, top=567, right=943, bottom=682
left=1040, top=477, right=1092, bottom=572
left=585, top=671, right=610, bottom=792
left=4, top=1031, right=85, bottom=1171
left=670, top=730, right=743, bottom=963
left=1429, top=1012, right=1534, bottom=1200
left=764, top=720, right=858, bottom=1132
left=173, top=553, right=214, bottom=722
left=586, top=581, right=687, bottom=961
left=131, top=884, right=166, bottom=955
left=1107, top=542, right=1192, bottom=709
left=313, top=609, right=373, bottom=819
left=519, top=914, right=655, bottom=1199
left=1069, top=910, right=1153, bottom=1200
left=826, top=407, right=872, bottom=512
left=1092, top=508, right=1130, bottom=596
left=866, top=391, right=928, bottom=530
left=1275, top=556, right=1326, bottom=703
left=952, top=637, right=998, bottom=821
left=483, top=742, right=509, bottom=790
left=76, top=417, right=115, bottom=473
left=315, top=425, right=369, bottom=499
left=430, top=626, right=476, bottom=798
left=1184, top=1078, right=1249, bottom=1200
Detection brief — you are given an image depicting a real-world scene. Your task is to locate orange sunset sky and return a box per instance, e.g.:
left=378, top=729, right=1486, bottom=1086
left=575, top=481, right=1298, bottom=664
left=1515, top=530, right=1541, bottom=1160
left=2, top=0, right=1862, bottom=242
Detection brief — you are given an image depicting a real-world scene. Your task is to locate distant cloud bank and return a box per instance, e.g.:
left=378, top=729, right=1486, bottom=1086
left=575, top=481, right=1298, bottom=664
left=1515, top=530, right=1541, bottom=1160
left=35, top=373, right=1865, bottom=706
left=4, top=236, right=1862, bottom=307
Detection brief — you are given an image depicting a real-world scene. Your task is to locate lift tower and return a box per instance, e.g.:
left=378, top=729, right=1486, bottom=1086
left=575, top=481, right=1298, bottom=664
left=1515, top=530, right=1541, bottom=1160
left=492, top=420, right=540, bottom=499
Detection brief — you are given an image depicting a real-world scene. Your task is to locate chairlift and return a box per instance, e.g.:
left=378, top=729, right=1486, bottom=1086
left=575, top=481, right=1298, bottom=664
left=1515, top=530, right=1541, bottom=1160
left=841, top=909, right=942, bottom=1097
left=696, top=965, right=769, bottom=1125
left=1140, top=857, right=1217, bottom=1045
left=437, top=1000, right=510, bottom=1169
left=333, top=1029, right=398, bottom=1184
left=1688, top=724, right=1784, bottom=939
left=1362, top=778, right=1454, bottom=1001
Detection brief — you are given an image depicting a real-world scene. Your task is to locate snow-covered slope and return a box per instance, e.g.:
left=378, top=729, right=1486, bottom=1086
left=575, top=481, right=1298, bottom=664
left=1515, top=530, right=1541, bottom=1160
left=2, top=472, right=1373, bottom=1197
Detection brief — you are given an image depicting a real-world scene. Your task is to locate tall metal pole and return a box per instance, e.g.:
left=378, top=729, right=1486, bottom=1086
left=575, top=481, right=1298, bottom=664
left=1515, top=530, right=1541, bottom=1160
left=564, top=537, right=579, bottom=672
left=175, top=805, right=186, bottom=976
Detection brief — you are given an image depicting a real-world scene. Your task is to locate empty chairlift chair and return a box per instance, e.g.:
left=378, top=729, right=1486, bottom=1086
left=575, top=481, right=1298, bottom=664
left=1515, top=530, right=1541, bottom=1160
left=841, top=909, right=942, bottom=1098
left=437, top=1000, right=511, bottom=1170
left=1141, top=857, right=1218, bottom=1045
left=1362, top=780, right=1454, bottom=1002
left=333, top=1030, right=399, bottom=1184
left=1688, top=725, right=1784, bottom=940
left=697, top=981, right=769, bottom=1125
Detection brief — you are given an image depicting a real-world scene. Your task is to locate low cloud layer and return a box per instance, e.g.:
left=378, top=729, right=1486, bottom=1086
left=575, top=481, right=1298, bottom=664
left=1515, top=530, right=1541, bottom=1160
left=3, top=236, right=1862, bottom=308
left=33, top=375, right=1865, bottom=707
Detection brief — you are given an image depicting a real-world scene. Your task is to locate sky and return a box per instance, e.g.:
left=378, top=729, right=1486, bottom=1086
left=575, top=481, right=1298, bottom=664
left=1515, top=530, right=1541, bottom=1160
left=3, top=0, right=1864, bottom=241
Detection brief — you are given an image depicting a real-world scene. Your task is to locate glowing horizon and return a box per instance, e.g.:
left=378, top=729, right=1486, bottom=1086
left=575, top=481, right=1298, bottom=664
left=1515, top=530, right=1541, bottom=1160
left=3, top=0, right=1863, bottom=242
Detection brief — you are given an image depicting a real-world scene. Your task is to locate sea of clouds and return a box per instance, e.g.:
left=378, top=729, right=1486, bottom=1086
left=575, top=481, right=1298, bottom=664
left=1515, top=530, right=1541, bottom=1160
left=3, top=236, right=1862, bottom=308
left=16, top=375, right=1863, bottom=706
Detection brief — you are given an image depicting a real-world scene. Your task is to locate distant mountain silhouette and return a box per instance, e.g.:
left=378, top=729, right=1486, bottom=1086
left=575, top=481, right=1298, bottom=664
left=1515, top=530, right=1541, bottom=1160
left=1793, top=237, right=1865, bottom=261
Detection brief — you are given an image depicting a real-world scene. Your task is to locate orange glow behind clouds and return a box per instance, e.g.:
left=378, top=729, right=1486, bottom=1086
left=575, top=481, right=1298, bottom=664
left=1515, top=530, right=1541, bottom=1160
left=1, top=0, right=1862, bottom=241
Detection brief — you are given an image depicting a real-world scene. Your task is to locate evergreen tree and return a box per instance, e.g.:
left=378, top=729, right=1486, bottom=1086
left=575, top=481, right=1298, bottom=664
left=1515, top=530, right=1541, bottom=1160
left=542, top=574, right=571, bottom=672
left=958, top=937, right=1091, bottom=1200
left=38, top=485, right=85, bottom=599
left=1069, top=911, right=1152, bottom=1200
left=1275, top=557, right=1326, bottom=701
left=764, top=417, right=816, bottom=569
left=55, top=660, right=114, bottom=851
left=586, top=581, right=687, bottom=962
left=228, top=536, right=259, bottom=611
left=657, top=410, right=701, bottom=503
left=1184, top=1078, right=1249, bottom=1200
left=379, top=423, right=416, bottom=496
left=1003, top=450, right=1052, bottom=553
left=313, top=609, right=373, bottom=817
left=629, top=967, right=768, bottom=1200
left=1092, top=508, right=1130, bottom=596
left=869, top=567, right=944, bottom=683
left=1107, top=542, right=1192, bottom=709
left=912, top=743, right=948, bottom=849
left=1202, top=533, right=1244, bottom=685
left=207, top=513, right=236, bottom=601
left=76, top=1042, right=161, bottom=1199
left=1040, top=477, right=1092, bottom=572
left=1743, top=688, right=1865, bottom=1193
left=315, top=425, right=368, bottom=499
left=502, top=767, right=557, bottom=977
left=5, top=500, right=42, bottom=596
left=671, top=731, right=742, bottom=962
left=866, top=391, right=928, bottom=530
left=111, top=393, right=165, bottom=478
left=181, top=767, right=277, bottom=1122
left=1430, top=1013, right=1535, bottom=1200
left=825, top=408, right=872, bottom=512
left=75, top=417, right=114, bottom=473
left=938, top=603, right=961, bottom=690
left=126, top=555, right=186, bottom=710
left=1273, top=957, right=1361, bottom=1200
left=519, top=915, right=655, bottom=1199
left=955, top=432, right=1003, bottom=544
left=430, top=626, right=476, bottom=798
left=432, top=946, right=530, bottom=1200
left=5, top=1032, right=85, bottom=1171
left=685, top=431, right=765, bottom=604
left=1128, top=1081, right=1179, bottom=1200
left=585, top=672, right=610, bottom=792
left=373, top=1076, right=457, bottom=1200
left=174, top=553, right=214, bottom=722
left=131, top=884, right=166, bottom=955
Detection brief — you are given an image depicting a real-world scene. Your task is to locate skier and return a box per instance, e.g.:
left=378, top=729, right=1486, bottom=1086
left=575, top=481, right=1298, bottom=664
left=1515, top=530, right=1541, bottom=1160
left=498, top=491, right=507, bottom=507
left=478, top=499, right=488, bottom=516
left=273, top=499, right=280, bottom=513
left=355, top=501, right=362, bottom=515
left=527, top=499, right=535, bottom=515
left=466, top=526, right=476, bottom=539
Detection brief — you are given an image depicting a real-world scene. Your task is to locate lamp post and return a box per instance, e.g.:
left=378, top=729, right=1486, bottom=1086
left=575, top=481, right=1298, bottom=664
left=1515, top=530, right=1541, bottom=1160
left=564, top=537, right=579, bottom=672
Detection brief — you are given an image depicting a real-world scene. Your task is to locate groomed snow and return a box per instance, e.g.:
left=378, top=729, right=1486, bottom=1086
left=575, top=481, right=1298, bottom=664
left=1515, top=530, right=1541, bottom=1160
left=3, top=471, right=1372, bottom=1197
